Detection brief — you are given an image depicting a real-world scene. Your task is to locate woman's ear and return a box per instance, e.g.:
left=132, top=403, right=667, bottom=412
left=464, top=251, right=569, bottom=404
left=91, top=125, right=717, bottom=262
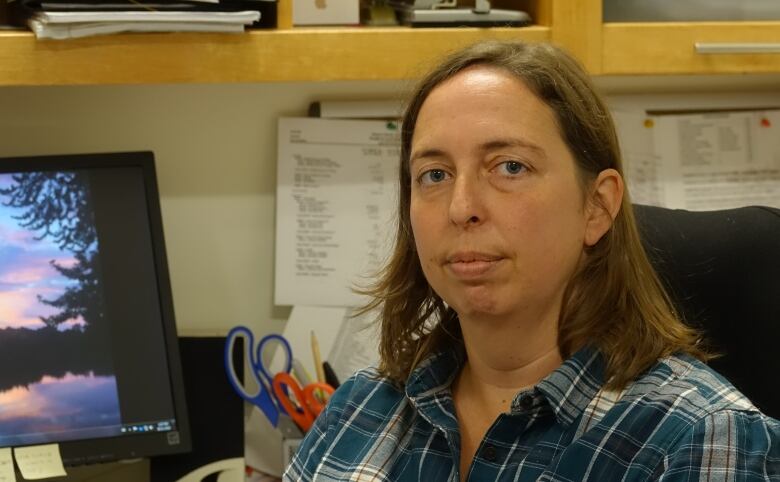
left=584, top=168, right=624, bottom=247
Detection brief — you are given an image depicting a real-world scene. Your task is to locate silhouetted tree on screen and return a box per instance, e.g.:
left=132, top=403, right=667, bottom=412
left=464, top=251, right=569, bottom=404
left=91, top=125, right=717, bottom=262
left=0, top=171, right=104, bottom=331
left=39, top=251, right=103, bottom=329
left=1, top=172, right=96, bottom=252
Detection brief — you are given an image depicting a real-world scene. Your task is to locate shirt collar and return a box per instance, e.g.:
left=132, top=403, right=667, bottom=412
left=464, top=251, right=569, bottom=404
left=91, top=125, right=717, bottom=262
left=405, top=343, right=607, bottom=428
left=406, top=343, right=465, bottom=400
left=404, top=343, right=464, bottom=435
left=536, top=346, right=607, bottom=426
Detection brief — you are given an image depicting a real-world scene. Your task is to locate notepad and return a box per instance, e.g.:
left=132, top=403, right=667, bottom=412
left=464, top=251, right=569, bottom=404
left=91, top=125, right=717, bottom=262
left=0, top=448, right=14, bottom=482
left=13, top=444, right=66, bottom=480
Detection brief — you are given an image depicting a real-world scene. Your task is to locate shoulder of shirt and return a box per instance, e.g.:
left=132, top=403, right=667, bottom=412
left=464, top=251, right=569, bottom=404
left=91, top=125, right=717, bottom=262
left=620, top=352, right=770, bottom=422
left=324, top=366, right=406, bottom=417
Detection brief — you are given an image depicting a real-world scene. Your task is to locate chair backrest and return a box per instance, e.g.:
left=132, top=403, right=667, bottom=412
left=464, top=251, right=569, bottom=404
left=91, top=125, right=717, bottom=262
left=634, top=204, right=780, bottom=419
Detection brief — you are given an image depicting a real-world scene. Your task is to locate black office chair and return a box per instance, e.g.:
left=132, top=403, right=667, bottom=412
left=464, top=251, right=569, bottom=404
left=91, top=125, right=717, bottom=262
left=634, top=204, right=780, bottom=419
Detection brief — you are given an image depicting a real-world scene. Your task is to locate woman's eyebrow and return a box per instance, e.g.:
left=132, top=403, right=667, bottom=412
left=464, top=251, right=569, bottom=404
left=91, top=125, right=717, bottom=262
left=410, top=138, right=546, bottom=165
left=409, top=147, right=447, bottom=165
left=479, top=138, right=547, bottom=158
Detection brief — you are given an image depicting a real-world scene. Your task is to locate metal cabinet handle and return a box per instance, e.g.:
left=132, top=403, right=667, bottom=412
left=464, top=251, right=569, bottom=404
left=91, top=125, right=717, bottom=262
left=695, top=42, right=780, bottom=54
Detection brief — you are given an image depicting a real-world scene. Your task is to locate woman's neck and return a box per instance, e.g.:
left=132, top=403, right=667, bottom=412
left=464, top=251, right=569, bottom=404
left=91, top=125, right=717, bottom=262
left=457, top=311, right=563, bottom=393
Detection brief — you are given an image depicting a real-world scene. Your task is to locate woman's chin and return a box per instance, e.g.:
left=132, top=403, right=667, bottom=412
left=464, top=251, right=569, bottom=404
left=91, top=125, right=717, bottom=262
left=449, top=290, right=504, bottom=319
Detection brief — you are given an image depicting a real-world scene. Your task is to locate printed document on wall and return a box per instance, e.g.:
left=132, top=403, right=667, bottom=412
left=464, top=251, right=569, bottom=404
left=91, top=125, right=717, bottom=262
left=275, top=118, right=400, bottom=306
left=653, top=110, right=780, bottom=210
left=612, top=110, right=665, bottom=207
left=615, top=109, right=780, bottom=210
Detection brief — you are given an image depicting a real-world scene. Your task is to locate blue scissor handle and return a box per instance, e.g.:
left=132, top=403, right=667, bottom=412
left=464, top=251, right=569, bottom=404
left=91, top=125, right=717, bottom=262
left=224, top=325, right=280, bottom=427
left=254, top=333, right=294, bottom=385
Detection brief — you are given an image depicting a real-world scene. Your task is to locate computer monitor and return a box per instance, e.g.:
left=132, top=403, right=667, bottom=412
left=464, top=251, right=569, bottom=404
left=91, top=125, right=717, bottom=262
left=0, top=151, right=191, bottom=465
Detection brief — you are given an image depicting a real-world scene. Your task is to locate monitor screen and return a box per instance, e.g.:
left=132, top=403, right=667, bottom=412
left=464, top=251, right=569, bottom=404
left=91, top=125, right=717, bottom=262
left=0, top=151, right=191, bottom=465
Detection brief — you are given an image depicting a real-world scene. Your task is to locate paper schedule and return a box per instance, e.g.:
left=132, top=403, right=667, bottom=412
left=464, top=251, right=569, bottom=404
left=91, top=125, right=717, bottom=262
left=275, top=118, right=400, bottom=307
left=655, top=110, right=780, bottom=210
left=615, top=109, right=780, bottom=210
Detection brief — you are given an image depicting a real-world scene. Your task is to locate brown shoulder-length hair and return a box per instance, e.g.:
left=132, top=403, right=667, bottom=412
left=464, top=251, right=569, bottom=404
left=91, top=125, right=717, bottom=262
left=359, top=40, right=710, bottom=390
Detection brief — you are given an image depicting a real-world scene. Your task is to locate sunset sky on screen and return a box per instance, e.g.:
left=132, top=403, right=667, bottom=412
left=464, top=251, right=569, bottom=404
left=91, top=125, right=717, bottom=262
left=0, top=174, right=78, bottom=330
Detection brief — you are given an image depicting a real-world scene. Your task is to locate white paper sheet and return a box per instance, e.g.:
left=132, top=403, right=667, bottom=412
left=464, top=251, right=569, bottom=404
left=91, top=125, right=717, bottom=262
left=29, top=19, right=246, bottom=39
left=654, top=110, right=780, bottom=210
left=275, top=118, right=400, bottom=307
left=327, top=308, right=380, bottom=383
left=0, top=448, right=15, bottom=482
left=13, top=444, right=66, bottom=480
left=614, top=109, right=780, bottom=210
left=613, top=110, right=666, bottom=206
left=35, top=10, right=260, bottom=23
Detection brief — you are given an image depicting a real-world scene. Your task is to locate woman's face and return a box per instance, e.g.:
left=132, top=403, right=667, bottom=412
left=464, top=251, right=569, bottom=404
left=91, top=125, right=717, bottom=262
left=409, top=66, right=592, bottom=323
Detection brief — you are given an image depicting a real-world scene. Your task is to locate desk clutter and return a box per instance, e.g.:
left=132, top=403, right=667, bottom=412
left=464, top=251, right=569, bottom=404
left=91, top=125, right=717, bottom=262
left=231, top=306, right=379, bottom=478
left=224, top=326, right=336, bottom=438
left=6, top=0, right=276, bottom=39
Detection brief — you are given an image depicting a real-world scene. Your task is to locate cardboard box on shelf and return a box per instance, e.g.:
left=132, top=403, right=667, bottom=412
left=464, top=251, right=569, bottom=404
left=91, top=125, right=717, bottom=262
left=292, top=0, right=358, bottom=25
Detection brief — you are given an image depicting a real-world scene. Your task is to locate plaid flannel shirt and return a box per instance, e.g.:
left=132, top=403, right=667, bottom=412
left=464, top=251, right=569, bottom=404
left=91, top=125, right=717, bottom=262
left=285, top=346, right=779, bottom=481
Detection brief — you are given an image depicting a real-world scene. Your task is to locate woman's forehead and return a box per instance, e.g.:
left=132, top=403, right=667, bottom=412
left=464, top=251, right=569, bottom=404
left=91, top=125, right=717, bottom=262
left=411, top=67, right=564, bottom=155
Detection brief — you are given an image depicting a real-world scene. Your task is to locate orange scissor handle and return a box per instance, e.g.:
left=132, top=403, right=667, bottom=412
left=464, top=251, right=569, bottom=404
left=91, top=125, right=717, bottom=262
left=302, top=382, right=335, bottom=417
left=272, top=373, right=335, bottom=432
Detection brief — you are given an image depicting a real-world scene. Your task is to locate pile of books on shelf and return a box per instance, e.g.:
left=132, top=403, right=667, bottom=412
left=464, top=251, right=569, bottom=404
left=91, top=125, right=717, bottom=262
left=7, top=0, right=276, bottom=39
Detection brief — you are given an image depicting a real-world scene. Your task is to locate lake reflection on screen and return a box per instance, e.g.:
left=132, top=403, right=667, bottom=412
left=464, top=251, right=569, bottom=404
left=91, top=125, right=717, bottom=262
left=0, top=372, right=121, bottom=447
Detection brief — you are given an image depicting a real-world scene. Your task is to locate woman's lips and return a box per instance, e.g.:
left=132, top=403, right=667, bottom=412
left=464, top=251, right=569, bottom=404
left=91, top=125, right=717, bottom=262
left=445, top=252, right=504, bottom=279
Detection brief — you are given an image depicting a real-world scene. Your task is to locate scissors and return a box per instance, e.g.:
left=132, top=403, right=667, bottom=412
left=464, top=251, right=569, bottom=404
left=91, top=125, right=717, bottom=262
left=224, top=325, right=294, bottom=428
left=272, top=372, right=335, bottom=432
left=224, top=325, right=335, bottom=433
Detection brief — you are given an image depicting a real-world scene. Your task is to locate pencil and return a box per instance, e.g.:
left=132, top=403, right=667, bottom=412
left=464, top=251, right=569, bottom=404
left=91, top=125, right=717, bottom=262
left=311, top=330, right=326, bottom=383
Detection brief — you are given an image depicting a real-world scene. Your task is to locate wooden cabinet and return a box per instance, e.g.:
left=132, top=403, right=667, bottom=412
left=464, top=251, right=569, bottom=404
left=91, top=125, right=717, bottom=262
left=566, top=0, right=780, bottom=75
left=601, top=21, right=780, bottom=75
left=0, top=0, right=779, bottom=86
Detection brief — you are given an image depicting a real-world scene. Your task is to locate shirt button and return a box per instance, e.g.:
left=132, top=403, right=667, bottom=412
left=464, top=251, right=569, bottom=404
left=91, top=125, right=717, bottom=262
left=482, top=445, right=497, bottom=462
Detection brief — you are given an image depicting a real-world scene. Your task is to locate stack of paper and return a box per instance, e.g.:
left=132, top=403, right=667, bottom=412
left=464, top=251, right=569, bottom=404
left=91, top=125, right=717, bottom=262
left=29, top=10, right=258, bottom=39
left=9, top=0, right=273, bottom=39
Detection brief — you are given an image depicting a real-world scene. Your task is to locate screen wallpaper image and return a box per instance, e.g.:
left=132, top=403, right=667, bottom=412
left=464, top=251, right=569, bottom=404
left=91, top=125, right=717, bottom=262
left=0, top=170, right=121, bottom=447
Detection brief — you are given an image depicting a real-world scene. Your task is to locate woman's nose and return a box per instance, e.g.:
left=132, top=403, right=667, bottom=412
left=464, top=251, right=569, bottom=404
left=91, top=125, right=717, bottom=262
left=448, top=175, right=484, bottom=227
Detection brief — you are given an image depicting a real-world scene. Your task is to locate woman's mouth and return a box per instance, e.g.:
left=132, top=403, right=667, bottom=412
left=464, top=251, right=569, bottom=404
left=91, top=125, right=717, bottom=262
left=445, top=252, right=504, bottom=279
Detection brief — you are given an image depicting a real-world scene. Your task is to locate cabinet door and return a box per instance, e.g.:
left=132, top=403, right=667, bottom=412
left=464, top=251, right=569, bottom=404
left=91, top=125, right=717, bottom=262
left=602, top=21, right=780, bottom=74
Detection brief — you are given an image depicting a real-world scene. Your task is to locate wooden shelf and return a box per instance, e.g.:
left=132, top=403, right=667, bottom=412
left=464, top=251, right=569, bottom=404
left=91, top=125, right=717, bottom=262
left=3, top=0, right=778, bottom=87
left=603, top=21, right=780, bottom=75
left=0, top=26, right=550, bottom=86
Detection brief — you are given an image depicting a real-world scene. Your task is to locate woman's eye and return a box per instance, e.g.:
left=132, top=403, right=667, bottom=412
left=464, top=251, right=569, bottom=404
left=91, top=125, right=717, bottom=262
left=498, top=161, right=526, bottom=175
left=419, top=169, right=449, bottom=185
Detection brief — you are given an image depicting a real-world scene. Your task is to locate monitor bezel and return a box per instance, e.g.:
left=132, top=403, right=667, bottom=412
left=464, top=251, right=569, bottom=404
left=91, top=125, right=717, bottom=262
left=0, top=151, right=191, bottom=465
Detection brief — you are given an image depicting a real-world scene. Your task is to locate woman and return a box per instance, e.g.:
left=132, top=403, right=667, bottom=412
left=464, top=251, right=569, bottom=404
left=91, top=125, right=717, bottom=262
left=285, top=41, right=779, bottom=481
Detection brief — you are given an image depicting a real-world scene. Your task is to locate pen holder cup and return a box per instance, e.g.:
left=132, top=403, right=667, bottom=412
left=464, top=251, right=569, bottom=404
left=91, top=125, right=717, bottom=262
left=282, top=437, right=304, bottom=471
